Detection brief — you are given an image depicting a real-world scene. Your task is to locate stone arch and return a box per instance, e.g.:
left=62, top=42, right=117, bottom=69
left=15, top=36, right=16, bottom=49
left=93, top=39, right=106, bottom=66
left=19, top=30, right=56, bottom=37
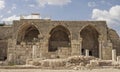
left=49, top=25, right=71, bottom=52
left=80, top=24, right=100, bottom=34
left=17, top=24, right=40, bottom=44
left=80, top=25, right=100, bottom=57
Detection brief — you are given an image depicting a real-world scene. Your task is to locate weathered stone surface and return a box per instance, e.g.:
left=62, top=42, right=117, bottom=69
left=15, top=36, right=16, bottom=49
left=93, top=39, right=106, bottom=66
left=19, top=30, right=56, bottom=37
left=108, top=29, right=120, bottom=56
left=0, top=18, right=119, bottom=65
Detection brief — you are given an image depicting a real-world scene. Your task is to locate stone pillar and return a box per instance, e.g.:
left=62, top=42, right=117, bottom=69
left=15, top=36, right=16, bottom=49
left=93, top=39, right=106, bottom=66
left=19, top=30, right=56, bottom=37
left=35, top=42, right=40, bottom=58
left=40, top=38, right=49, bottom=58
left=117, top=56, right=120, bottom=62
left=32, top=45, right=37, bottom=59
left=21, top=41, right=26, bottom=47
left=85, top=49, right=89, bottom=56
left=39, top=41, right=43, bottom=58
left=112, top=49, right=117, bottom=61
left=7, top=39, right=16, bottom=63
left=98, top=35, right=103, bottom=59
left=71, top=40, right=80, bottom=55
left=79, top=37, right=82, bottom=55
left=8, top=54, right=13, bottom=62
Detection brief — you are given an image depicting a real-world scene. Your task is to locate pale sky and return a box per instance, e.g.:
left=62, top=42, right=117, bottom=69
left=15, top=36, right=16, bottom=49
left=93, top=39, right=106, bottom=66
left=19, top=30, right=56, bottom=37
left=0, top=0, right=120, bottom=36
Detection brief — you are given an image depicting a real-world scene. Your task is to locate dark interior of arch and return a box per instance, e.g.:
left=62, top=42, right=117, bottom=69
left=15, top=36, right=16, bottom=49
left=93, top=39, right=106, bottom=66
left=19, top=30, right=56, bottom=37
left=17, top=25, right=39, bottom=44
left=80, top=26, right=99, bottom=57
left=49, top=26, right=70, bottom=52
left=0, top=41, right=7, bottom=61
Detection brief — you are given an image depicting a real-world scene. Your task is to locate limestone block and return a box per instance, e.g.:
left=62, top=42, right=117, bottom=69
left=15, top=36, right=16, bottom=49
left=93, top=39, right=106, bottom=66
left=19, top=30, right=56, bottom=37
left=90, top=60, right=99, bottom=67
left=26, top=59, right=33, bottom=65
left=71, top=43, right=80, bottom=55
left=8, top=54, right=13, bottom=62
left=108, top=42, right=112, bottom=47
left=117, top=56, right=120, bottom=62
left=86, top=64, right=92, bottom=69
left=20, top=42, right=26, bottom=46
left=102, top=47, right=112, bottom=60
left=16, top=45, right=21, bottom=49
left=98, top=60, right=112, bottom=66
left=112, top=49, right=117, bottom=61
left=71, top=40, right=79, bottom=44
left=32, top=45, right=37, bottom=59
left=58, top=47, right=70, bottom=58
left=36, top=42, right=39, bottom=45
left=41, top=60, right=49, bottom=67
left=41, top=59, right=66, bottom=67
left=85, top=49, right=89, bottom=56
left=50, top=54, right=57, bottom=58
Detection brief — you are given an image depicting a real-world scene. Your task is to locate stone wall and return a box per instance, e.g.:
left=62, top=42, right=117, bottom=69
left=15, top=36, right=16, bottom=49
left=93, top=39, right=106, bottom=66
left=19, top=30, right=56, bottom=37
left=108, top=29, right=120, bottom=56
left=8, top=41, right=41, bottom=65
left=13, top=20, right=108, bottom=42
left=0, top=19, right=119, bottom=64
left=0, top=40, right=7, bottom=61
left=102, top=40, right=112, bottom=60
left=0, top=26, right=12, bottom=39
left=11, top=20, right=113, bottom=61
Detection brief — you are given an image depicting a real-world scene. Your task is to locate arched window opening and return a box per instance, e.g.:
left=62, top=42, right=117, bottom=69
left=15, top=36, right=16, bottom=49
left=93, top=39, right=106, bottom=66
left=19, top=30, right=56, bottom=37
left=49, top=25, right=71, bottom=52
left=80, top=25, right=99, bottom=57
left=17, top=25, right=39, bottom=44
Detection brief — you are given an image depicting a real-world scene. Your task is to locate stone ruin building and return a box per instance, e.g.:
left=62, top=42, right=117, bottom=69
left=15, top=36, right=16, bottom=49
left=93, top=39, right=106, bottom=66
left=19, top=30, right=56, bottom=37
left=0, top=14, right=120, bottom=65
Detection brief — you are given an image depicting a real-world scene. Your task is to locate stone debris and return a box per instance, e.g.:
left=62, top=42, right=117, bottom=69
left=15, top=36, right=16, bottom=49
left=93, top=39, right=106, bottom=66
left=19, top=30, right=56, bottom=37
left=26, top=56, right=100, bottom=69
left=66, top=56, right=99, bottom=70
left=26, top=55, right=120, bottom=70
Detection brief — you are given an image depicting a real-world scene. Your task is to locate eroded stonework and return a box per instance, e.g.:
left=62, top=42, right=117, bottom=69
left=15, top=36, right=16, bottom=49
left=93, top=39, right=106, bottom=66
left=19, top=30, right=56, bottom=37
left=0, top=19, right=120, bottom=65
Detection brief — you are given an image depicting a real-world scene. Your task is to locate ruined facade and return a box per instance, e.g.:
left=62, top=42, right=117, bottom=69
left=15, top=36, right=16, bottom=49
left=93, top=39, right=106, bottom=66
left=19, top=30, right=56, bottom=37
left=0, top=18, right=120, bottom=64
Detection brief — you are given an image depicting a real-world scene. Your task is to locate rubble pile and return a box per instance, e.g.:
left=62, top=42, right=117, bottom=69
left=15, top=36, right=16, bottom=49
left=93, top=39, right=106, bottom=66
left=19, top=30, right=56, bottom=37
left=41, top=59, right=66, bottom=68
left=67, top=56, right=97, bottom=65
left=26, top=55, right=120, bottom=70
left=27, top=59, right=66, bottom=68
left=66, top=56, right=99, bottom=69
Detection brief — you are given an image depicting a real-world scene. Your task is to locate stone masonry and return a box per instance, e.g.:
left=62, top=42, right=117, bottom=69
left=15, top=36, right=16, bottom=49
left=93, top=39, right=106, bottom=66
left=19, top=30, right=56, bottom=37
left=0, top=18, right=120, bottom=65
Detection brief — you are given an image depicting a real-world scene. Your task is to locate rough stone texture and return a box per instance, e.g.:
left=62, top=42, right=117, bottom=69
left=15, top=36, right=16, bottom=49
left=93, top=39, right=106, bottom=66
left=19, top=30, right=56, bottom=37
left=0, top=18, right=119, bottom=64
left=108, top=29, right=120, bottom=56
left=117, top=56, right=120, bottom=64
left=0, top=69, right=120, bottom=72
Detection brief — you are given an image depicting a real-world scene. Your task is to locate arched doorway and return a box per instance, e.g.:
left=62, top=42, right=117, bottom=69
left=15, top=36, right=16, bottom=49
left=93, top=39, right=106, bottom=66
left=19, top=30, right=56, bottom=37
left=0, top=41, right=7, bottom=61
left=17, top=25, right=40, bottom=44
left=49, top=25, right=71, bottom=52
left=80, top=25, right=99, bottom=57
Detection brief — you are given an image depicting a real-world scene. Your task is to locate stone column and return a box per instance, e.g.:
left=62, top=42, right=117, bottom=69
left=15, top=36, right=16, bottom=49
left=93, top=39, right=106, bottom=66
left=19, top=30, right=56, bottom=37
left=39, top=41, right=43, bottom=58
left=40, top=36, right=49, bottom=58
left=32, top=45, right=37, bottom=59
left=8, top=54, right=13, bottom=62
left=85, top=49, right=89, bottom=56
left=35, top=42, right=40, bottom=58
left=71, top=40, right=80, bottom=55
left=112, top=49, right=117, bottom=61
left=7, top=39, right=16, bottom=63
left=117, top=56, right=120, bottom=62
left=79, top=37, right=82, bottom=55
left=98, top=35, right=103, bottom=59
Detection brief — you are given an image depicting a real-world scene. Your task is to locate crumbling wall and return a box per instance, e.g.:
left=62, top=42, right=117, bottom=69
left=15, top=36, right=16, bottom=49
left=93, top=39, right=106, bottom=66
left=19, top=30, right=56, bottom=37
left=0, top=40, right=7, bottom=61
left=108, top=29, right=120, bottom=56
left=0, top=26, right=12, bottom=61
left=0, top=19, right=117, bottom=64
left=14, top=42, right=42, bottom=65
left=0, top=26, right=12, bottom=39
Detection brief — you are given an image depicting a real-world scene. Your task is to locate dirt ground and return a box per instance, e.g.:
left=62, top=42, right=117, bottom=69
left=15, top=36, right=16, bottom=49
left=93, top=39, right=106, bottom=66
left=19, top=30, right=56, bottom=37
left=0, top=68, right=120, bottom=72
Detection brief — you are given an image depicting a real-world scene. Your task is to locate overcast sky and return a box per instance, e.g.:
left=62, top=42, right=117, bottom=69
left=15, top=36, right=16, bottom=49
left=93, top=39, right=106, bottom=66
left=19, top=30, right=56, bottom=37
left=0, top=0, right=120, bottom=36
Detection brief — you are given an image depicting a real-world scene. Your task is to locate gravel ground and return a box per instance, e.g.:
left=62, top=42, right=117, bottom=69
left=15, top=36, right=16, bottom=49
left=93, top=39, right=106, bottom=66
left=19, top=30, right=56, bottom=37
left=0, top=68, right=120, bottom=72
